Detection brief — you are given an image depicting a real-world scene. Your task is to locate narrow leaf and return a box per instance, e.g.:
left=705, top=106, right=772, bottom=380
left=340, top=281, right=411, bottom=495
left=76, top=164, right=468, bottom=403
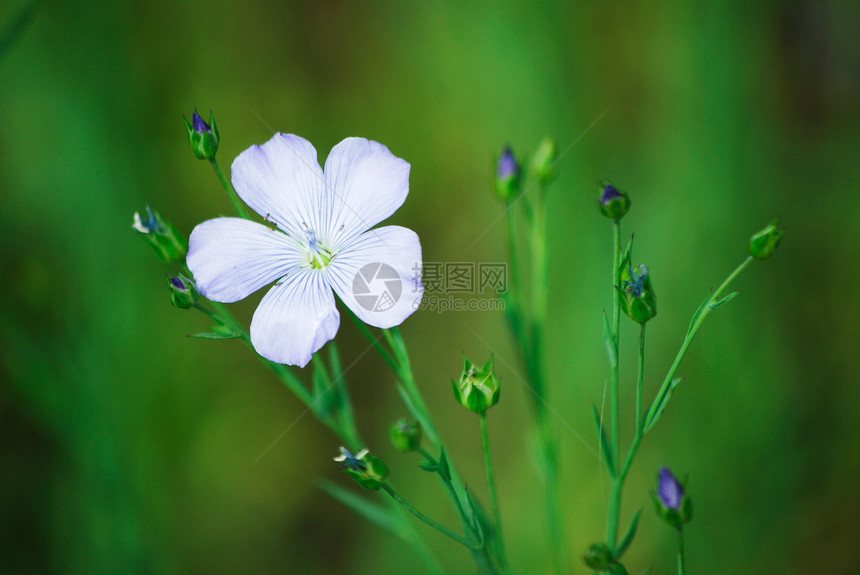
left=437, top=448, right=451, bottom=482
left=644, top=377, right=684, bottom=434
left=615, top=508, right=642, bottom=559
left=591, top=404, right=616, bottom=477
left=708, top=291, right=739, bottom=311
left=188, top=328, right=240, bottom=340
left=418, top=460, right=439, bottom=473
left=317, top=480, right=405, bottom=540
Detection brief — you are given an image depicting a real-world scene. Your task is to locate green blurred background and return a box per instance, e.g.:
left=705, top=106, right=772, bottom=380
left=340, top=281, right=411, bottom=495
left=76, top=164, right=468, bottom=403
left=2, top=0, right=858, bottom=573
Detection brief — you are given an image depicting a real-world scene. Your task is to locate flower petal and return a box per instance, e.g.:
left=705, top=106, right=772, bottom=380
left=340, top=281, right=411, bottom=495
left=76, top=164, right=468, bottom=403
left=188, top=217, right=305, bottom=303
left=323, top=138, right=410, bottom=247
left=231, top=133, right=326, bottom=239
left=250, top=270, right=340, bottom=367
left=327, top=226, right=424, bottom=329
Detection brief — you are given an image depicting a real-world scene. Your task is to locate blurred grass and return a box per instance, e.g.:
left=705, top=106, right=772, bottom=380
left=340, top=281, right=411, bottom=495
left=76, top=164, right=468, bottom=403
left=1, top=0, right=859, bottom=573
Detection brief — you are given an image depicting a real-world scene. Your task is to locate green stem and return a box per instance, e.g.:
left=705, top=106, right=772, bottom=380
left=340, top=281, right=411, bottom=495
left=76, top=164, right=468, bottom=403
left=504, top=200, right=525, bottom=342
left=381, top=484, right=481, bottom=550
left=606, top=218, right=622, bottom=549
left=480, top=413, right=506, bottom=569
left=678, top=527, right=686, bottom=575
left=636, top=323, right=646, bottom=434
left=418, top=448, right=471, bottom=530
left=209, top=156, right=252, bottom=219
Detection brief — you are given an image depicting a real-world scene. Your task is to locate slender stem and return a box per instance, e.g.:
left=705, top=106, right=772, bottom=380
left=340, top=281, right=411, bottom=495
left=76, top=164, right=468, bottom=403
left=677, top=527, right=686, bottom=575
left=480, top=413, right=506, bottom=569
left=209, top=156, right=252, bottom=219
left=418, top=448, right=471, bottom=529
left=381, top=484, right=481, bottom=550
left=636, top=323, right=646, bottom=434
left=504, top=200, right=524, bottom=342
left=606, top=218, right=622, bottom=549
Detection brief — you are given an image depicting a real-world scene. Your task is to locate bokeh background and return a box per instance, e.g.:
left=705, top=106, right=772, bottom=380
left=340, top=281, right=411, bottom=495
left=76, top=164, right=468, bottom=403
left=2, top=0, right=859, bottom=573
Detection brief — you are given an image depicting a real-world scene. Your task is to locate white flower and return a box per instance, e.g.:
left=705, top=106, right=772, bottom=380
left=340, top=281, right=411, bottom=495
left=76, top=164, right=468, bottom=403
left=187, top=133, right=424, bottom=367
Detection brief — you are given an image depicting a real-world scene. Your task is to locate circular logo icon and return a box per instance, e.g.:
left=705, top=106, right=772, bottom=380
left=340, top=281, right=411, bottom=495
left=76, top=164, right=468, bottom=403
left=352, top=262, right=402, bottom=312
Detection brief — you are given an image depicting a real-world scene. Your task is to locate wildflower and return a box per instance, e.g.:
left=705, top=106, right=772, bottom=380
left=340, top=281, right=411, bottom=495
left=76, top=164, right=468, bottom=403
left=597, top=182, right=631, bottom=220
left=494, top=145, right=521, bottom=201
left=749, top=218, right=784, bottom=260
left=334, top=446, right=389, bottom=490
left=185, top=110, right=220, bottom=160
left=389, top=417, right=422, bottom=452
left=452, top=354, right=501, bottom=414
left=652, top=467, right=692, bottom=528
left=187, top=134, right=424, bottom=367
left=132, top=206, right=188, bottom=263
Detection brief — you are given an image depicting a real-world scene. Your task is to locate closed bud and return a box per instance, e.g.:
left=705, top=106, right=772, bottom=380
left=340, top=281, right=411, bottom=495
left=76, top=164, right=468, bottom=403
left=452, top=354, right=500, bottom=414
left=651, top=467, right=692, bottom=529
left=185, top=110, right=220, bottom=160
left=168, top=275, right=198, bottom=309
left=583, top=543, right=614, bottom=571
left=597, top=182, right=631, bottom=220
left=529, top=137, right=557, bottom=185
left=389, top=418, right=422, bottom=452
left=749, top=218, right=784, bottom=260
left=334, top=446, right=389, bottom=491
left=617, top=249, right=656, bottom=324
left=494, top=145, right=522, bottom=201
left=132, top=206, right=188, bottom=263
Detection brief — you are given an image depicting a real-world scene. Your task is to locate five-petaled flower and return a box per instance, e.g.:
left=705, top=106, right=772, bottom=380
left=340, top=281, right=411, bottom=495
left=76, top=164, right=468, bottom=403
left=187, top=134, right=424, bottom=367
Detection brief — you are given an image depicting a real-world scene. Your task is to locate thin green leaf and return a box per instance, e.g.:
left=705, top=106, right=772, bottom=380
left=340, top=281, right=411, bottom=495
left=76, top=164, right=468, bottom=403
left=591, top=404, right=616, bottom=478
left=707, top=290, right=739, bottom=311
left=615, top=508, right=642, bottom=559
left=644, top=377, right=684, bottom=434
left=418, top=460, right=439, bottom=473
left=317, top=480, right=406, bottom=540
left=188, top=328, right=240, bottom=340
left=311, top=363, right=335, bottom=419
left=437, top=448, right=451, bottom=482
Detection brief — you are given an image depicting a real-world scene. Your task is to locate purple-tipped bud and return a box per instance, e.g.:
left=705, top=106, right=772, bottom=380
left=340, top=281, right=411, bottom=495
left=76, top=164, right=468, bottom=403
left=598, top=182, right=631, bottom=219
left=498, top=147, right=518, bottom=179
left=132, top=206, right=188, bottom=263
left=652, top=467, right=692, bottom=528
left=658, top=467, right=684, bottom=509
left=191, top=111, right=212, bottom=134
left=494, top=145, right=522, bottom=201
left=185, top=110, right=220, bottom=159
left=168, top=274, right=198, bottom=309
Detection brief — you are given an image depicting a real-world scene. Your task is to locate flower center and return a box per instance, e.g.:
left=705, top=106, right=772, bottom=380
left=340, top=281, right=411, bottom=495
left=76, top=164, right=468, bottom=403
left=305, top=229, right=334, bottom=269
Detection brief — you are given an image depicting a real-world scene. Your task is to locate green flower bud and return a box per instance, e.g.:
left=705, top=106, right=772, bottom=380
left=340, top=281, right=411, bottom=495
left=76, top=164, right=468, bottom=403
left=494, top=145, right=522, bottom=201
left=389, top=418, right=422, bottom=452
left=583, top=543, right=629, bottom=574
left=749, top=218, right=784, bottom=260
left=132, top=206, right=188, bottom=264
left=529, top=137, right=557, bottom=185
left=168, top=275, right=198, bottom=310
left=651, top=467, right=692, bottom=529
left=334, top=447, right=389, bottom=491
left=583, top=543, right=614, bottom=571
left=185, top=110, right=220, bottom=160
left=597, top=182, right=631, bottom=220
left=452, top=354, right=500, bottom=415
left=617, top=249, right=656, bottom=324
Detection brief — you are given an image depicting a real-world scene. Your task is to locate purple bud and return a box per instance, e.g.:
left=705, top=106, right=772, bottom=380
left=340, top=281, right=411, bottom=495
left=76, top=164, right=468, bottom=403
left=170, top=276, right=187, bottom=291
left=498, top=146, right=518, bottom=180
left=658, top=467, right=684, bottom=510
left=192, top=111, right=211, bottom=134
left=600, top=184, right=624, bottom=205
